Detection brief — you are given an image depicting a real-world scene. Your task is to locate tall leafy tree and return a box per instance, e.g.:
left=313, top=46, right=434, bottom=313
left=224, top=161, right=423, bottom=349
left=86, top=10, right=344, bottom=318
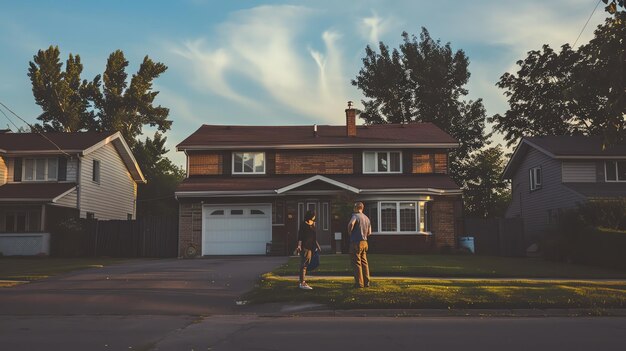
left=89, top=50, right=171, bottom=147
left=461, top=145, right=511, bottom=218
left=352, top=28, right=489, bottom=183
left=491, top=12, right=626, bottom=147
left=27, top=46, right=95, bottom=132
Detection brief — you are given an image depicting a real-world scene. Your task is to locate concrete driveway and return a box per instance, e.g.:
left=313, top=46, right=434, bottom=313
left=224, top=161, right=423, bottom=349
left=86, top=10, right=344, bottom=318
left=0, top=256, right=288, bottom=315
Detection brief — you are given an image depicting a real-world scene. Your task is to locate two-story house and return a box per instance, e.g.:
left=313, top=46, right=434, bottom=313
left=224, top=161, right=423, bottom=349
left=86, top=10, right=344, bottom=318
left=0, top=131, right=145, bottom=256
left=175, top=107, right=463, bottom=257
left=503, top=135, right=626, bottom=247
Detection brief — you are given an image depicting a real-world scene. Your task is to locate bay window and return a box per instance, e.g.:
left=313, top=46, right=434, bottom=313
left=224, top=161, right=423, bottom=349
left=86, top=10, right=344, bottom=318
left=365, top=201, right=429, bottom=234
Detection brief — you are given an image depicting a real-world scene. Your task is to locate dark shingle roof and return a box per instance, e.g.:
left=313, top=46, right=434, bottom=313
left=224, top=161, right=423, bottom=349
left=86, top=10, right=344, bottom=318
left=0, top=131, right=117, bottom=153
left=176, top=174, right=460, bottom=193
left=0, top=183, right=77, bottom=202
left=177, top=123, right=458, bottom=150
left=526, top=136, right=626, bottom=157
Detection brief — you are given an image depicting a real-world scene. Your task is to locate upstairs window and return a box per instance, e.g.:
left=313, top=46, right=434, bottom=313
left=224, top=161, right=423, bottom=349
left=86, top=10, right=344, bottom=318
left=233, top=152, right=265, bottom=174
left=605, top=161, right=626, bottom=182
left=92, top=160, right=101, bottom=183
left=363, top=151, right=402, bottom=174
left=23, top=158, right=58, bottom=181
left=529, top=166, right=542, bottom=190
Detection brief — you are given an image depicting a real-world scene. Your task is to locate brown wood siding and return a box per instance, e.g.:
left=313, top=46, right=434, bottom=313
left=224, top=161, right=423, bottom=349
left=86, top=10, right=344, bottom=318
left=434, top=153, right=448, bottom=174
left=275, top=151, right=353, bottom=174
left=188, top=152, right=223, bottom=176
left=413, top=152, right=434, bottom=173
left=353, top=150, right=363, bottom=174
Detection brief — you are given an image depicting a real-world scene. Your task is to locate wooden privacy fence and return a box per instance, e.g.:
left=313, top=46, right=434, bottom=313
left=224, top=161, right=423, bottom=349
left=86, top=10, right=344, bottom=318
left=463, top=217, right=525, bottom=256
left=51, top=216, right=178, bottom=258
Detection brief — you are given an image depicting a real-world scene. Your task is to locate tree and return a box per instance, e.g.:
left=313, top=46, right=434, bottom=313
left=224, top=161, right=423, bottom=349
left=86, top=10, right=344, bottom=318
left=491, top=12, right=626, bottom=147
left=27, top=46, right=95, bottom=132
left=28, top=46, right=172, bottom=147
left=461, top=145, right=511, bottom=218
left=89, top=50, right=171, bottom=147
left=132, top=133, right=185, bottom=217
left=352, top=28, right=489, bottom=183
left=603, top=0, right=625, bottom=14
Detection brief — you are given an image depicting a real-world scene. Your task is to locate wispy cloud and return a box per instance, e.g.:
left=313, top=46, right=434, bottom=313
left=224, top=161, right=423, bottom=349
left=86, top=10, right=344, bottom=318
left=168, top=5, right=350, bottom=123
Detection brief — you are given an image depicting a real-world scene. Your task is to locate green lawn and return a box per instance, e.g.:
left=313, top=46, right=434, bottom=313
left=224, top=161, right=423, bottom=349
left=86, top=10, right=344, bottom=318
left=274, top=254, right=626, bottom=279
left=0, top=258, right=128, bottom=285
left=243, top=254, right=626, bottom=309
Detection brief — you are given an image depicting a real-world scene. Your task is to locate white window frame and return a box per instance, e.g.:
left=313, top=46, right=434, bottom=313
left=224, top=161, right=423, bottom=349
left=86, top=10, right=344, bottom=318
left=362, top=151, right=402, bottom=174
left=369, top=201, right=429, bottom=234
left=22, top=158, right=58, bottom=181
left=232, top=152, right=266, bottom=174
left=604, top=161, right=626, bottom=182
left=529, top=166, right=542, bottom=191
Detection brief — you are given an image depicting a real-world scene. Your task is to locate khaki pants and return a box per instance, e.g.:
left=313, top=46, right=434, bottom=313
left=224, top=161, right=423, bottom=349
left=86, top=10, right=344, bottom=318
left=350, top=241, right=370, bottom=288
left=299, top=249, right=312, bottom=283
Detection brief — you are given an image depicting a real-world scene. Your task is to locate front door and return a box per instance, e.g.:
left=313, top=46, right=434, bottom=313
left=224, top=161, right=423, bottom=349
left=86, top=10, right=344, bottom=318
left=298, top=200, right=331, bottom=248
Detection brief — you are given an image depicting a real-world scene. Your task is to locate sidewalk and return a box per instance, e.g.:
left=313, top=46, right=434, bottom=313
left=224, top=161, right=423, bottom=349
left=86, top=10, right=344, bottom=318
left=283, top=275, right=626, bottom=282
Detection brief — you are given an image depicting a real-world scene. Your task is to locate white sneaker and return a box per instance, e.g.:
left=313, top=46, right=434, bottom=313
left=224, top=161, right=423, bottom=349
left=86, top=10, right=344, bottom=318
left=299, top=282, right=313, bottom=290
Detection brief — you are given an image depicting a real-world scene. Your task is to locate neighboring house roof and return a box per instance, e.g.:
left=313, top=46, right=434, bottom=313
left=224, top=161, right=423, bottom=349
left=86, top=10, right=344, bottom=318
left=503, top=136, right=626, bottom=179
left=0, top=183, right=77, bottom=202
left=0, top=131, right=145, bottom=183
left=563, top=183, right=626, bottom=199
left=176, top=123, right=459, bottom=150
left=175, top=174, right=461, bottom=198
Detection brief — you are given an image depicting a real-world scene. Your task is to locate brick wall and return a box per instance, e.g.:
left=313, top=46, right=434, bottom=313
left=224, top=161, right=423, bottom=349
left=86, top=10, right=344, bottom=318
left=434, top=153, right=448, bottom=174
left=188, top=152, right=223, bottom=176
left=275, top=151, right=353, bottom=174
left=178, top=202, right=203, bottom=257
left=431, top=197, right=457, bottom=248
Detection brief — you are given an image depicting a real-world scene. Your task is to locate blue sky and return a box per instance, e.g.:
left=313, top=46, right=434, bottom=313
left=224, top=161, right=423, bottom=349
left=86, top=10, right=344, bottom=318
left=0, top=0, right=609, bottom=166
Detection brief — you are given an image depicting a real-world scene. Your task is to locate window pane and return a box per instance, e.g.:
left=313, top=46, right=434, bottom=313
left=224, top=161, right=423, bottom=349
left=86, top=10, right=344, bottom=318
left=618, top=161, right=626, bottom=181
left=390, top=152, right=401, bottom=172
left=363, top=152, right=376, bottom=172
left=535, top=168, right=542, bottom=185
left=210, top=210, right=224, bottom=215
left=321, top=203, right=329, bottom=230
left=377, top=153, right=388, bottom=172
left=399, top=202, right=416, bottom=231
left=29, top=211, right=41, bottom=231
left=364, top=202, right=378, bottom=232
left=254, top=153, right=264, bottom=173
left=234, top=153, right=243, bottom=173
left=251, top=209, right=264, bottom=215
left=606, top=161, right=617, bottom=181
left=380, top=202, right=397, bottom=231
left=419, top=202, right=426, bottom=232
left=48, top=158, right=58, bottom=180
left=35, top=159, right=46, bottom=180
left=24, top=159, right=34, bottom=181
left=16, top=214, right=26, bottom=232
left=231, top=209, right=244, bottom=215
left=243, top=154, right=254, bottom=172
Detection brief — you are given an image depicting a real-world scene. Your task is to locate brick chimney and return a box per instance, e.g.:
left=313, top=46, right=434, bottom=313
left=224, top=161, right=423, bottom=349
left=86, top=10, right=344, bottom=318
left=345, top=101, right=356, bottom=137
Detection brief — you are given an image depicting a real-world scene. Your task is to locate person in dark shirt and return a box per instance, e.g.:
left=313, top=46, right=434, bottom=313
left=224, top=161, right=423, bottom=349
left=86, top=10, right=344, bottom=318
left=296, top=210, right=321, bottom=290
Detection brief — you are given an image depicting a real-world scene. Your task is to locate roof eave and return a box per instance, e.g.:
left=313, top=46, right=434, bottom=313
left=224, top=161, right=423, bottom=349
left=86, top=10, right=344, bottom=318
left=177, top=143, right=460, bottom=151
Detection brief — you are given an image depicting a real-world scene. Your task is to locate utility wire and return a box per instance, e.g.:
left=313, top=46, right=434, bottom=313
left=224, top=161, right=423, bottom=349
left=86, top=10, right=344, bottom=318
left=0, top=105, right=21, bottom=131
left=573, top=0, right=602, bottom=48
left=0, top=100, right=71, bottom=157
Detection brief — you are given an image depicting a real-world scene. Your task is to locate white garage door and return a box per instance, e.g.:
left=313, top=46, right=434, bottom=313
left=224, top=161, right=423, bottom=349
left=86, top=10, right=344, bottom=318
left=202, top=204, right=272, bottom=255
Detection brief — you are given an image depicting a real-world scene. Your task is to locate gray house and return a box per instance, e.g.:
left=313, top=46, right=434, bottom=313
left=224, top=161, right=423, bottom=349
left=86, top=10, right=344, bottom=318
left=502, top=136, right=626, bottom=246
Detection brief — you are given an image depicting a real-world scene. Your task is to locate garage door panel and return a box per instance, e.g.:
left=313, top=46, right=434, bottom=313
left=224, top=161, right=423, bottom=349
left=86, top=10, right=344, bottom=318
left=202, top=205, right=272, bottom=255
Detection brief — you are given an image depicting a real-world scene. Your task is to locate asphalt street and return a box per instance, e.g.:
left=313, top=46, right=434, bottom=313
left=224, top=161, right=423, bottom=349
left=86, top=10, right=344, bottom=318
left=1, top=257, right=625, bottom=351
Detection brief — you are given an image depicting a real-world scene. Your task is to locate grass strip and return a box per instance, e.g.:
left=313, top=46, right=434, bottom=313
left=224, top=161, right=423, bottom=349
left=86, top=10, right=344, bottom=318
left=243, top=273, right=626, bottom=309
